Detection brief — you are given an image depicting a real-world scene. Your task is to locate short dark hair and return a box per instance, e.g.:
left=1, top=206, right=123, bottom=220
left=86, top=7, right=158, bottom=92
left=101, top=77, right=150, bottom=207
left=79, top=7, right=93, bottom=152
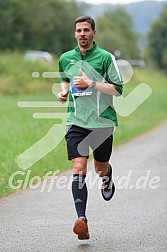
left=74, top=16, right=95, bottom=30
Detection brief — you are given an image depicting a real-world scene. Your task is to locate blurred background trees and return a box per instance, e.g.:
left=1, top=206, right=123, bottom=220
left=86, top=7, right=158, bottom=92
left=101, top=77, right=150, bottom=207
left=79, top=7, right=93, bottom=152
left=0, top=0, right=82, bottom=53
left=95, top=7, right=140, bottom=59
left=0, top=0, right=166, bottom=72
left=147, top=5, right=167, bottom=73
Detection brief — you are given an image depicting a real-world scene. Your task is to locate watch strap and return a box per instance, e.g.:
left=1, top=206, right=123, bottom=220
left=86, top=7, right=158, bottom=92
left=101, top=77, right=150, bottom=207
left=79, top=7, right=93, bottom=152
left=91, top=80, right=96, bottom=88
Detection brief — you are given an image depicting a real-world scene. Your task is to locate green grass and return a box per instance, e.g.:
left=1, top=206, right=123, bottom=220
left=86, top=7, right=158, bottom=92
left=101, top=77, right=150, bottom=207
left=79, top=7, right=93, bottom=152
left=114, top=68, right=167, bottom=145
left=0, top=65, right=167, bottom=198
left=0, top=92, right=71, bottom=196
left=0, top=51, right=59, bottom=94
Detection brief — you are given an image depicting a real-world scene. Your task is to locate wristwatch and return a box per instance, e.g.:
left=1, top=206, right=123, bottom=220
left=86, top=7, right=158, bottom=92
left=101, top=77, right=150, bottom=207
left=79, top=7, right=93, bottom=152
left=91, top=80, right=96, bottom=88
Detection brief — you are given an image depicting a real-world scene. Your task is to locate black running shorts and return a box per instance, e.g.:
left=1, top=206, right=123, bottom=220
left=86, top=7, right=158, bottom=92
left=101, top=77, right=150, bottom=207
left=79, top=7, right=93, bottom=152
left=65, top=125, right=113, bottom=162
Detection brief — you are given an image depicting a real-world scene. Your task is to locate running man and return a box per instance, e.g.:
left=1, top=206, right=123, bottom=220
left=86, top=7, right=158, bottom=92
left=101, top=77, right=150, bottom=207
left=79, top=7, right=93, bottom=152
left=58, top=16, right=123, bottom=240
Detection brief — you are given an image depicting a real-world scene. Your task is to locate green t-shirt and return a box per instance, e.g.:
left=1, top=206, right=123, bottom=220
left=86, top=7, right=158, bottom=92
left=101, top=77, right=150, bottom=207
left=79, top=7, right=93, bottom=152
left=59, top=42, right=123, bottom=128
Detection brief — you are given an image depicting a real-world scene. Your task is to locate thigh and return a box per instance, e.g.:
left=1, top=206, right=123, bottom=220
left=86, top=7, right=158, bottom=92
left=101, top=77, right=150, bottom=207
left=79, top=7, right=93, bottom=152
left=92, top=128, right=113, bottom=162
left=65, top=125, right=91, bottom=160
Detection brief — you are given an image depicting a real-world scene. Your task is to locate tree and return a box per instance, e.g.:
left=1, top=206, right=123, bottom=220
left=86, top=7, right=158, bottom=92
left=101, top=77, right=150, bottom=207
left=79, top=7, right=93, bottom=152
left=0, top=0, right=81, bottom=55
left=148, top=5, right=167, bottom=72
left=95, top=7, right=140, bottom=59
left=23, top=0, right=81, bottom=54
left=0, top=0, right=27, bottom=50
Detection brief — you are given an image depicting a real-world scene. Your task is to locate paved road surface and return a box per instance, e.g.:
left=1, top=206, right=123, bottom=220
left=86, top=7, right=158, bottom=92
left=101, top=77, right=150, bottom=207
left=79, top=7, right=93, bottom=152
left=0, top=121, right=167, bottom=252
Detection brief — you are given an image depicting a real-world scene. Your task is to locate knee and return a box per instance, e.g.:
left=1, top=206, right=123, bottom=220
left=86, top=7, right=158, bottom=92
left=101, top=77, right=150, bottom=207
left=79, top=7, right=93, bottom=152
left=72, top=158, right=87, bottom=175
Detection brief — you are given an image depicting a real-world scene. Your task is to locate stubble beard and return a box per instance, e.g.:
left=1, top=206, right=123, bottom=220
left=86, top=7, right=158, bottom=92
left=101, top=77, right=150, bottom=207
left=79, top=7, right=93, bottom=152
left=79, top=39, right=88, bottom=48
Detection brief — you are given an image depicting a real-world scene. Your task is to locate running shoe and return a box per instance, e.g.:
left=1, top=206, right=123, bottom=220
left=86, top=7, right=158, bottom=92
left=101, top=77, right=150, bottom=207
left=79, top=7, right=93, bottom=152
left=73, top=217, right=90, bottom=240
left=101, top=164, right=115, bottom=201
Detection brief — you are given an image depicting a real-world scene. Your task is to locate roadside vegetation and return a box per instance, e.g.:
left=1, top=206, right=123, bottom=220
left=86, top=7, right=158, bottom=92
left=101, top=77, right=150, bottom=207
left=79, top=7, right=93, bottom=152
left=0, top=53, right=167, bottom=197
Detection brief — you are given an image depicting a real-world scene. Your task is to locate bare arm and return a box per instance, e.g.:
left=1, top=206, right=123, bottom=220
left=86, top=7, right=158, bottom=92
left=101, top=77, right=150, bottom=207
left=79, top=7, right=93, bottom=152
left=57, top=82, right=69, bottom=103
left=91, top=82, right=117, bottom=96
left=74, top=69, right=118, bottom=96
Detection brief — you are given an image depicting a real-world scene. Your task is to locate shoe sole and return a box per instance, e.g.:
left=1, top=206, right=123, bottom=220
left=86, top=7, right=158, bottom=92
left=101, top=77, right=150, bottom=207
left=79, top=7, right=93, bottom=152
left=73, top=219, right=90, bottom=240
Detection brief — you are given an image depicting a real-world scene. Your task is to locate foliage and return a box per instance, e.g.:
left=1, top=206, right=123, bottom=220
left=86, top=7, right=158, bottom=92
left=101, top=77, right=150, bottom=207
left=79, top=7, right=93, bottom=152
left=0, top=0, right=140, bottom=58
left=95, top=6, right=140, bottom=59
left=147, top=4, right=167, bottom=73
left=85, top=1, right=166, bottom=34
left=0, top=0, right=81, bottom=55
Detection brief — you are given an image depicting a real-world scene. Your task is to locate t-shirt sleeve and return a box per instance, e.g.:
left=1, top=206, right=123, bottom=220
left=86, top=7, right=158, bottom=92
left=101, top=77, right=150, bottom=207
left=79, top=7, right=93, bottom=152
left=105, top=54, right=123, bottom=95
left=58, top=56, right=70, bottom=83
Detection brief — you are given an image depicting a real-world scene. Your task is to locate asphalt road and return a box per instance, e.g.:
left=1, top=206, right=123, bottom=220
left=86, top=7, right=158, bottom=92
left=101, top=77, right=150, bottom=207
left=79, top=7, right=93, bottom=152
left=0, top=121, right=167, bottom=252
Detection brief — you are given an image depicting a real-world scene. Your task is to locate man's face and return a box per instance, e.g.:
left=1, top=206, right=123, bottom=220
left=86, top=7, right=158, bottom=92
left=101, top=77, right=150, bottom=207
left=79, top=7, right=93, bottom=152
left=75, top=22, right=96, bottom=49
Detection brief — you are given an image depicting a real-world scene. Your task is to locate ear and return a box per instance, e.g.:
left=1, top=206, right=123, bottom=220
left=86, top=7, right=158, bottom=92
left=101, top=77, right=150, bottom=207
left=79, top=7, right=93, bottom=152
left=93, top=30, right=96, bottom=36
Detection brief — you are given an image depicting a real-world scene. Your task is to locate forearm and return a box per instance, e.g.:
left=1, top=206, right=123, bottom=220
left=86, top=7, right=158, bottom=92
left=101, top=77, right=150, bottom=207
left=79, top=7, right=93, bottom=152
left=74, top=69, right=119, bottom=96
left=74, top=77, right=118, bottom=96
left=57, top=82, right=69, bottom=103
left=93, top=82, right=118, bottom=96
left=61, top=82, right=69, bottom=95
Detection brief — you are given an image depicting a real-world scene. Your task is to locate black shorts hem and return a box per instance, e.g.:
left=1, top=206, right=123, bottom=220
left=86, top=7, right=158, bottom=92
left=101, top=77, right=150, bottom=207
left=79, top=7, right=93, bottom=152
left=65, top=125, right=113, bottom=162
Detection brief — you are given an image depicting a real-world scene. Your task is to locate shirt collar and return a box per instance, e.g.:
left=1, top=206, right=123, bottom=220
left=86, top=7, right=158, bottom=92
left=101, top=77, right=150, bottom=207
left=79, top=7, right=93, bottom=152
left=75, top=41, right=97, bottom=55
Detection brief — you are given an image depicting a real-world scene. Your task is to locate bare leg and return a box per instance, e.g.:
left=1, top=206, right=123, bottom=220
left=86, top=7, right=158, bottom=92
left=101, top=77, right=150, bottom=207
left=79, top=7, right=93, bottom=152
left=94, top=159, right=115, bottom=201
left=94, top=160, right=109, bottom=177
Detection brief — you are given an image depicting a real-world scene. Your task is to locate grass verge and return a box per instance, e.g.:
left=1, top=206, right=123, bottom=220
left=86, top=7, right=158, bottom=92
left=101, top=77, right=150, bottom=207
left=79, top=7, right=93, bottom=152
left=0, top=67, right=167, bottom=197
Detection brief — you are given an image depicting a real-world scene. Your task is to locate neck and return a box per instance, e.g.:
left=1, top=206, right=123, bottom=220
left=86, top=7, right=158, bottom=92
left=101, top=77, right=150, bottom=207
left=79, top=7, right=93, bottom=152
left=80, top=48, right=86, bottom=56
left=79, top=41, right=94, bottom=56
